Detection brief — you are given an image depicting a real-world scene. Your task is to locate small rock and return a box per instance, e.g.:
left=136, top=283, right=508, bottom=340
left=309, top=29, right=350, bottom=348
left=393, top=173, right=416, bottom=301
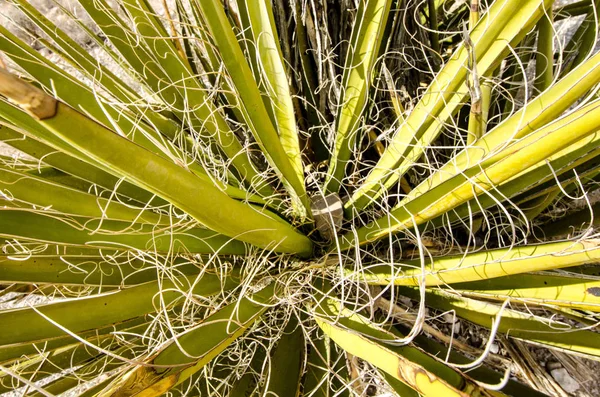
left=489, top=342, right=499, bottom=354
left=452, top=321, right=461, bottom=334
left=470, top=333, right=482, bottom=348
left=550, top=368, right=580, bottom=393
left=399, top=296, right=413, bottom=308
left=546, top=361, right=562, bottom=371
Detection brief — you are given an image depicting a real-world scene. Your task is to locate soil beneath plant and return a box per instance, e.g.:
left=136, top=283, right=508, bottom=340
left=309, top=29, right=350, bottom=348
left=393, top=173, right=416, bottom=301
left=1, top=0, right=600, bottom=396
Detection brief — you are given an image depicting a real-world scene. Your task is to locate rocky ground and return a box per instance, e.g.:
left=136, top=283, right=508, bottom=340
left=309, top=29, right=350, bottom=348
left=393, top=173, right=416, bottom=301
left=0, top=0, right=599, bottom=396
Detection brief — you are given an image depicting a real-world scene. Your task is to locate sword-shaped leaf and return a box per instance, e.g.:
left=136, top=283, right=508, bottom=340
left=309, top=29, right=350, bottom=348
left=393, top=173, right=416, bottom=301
left=324, top=0, right=394, bottom=193
left=99, top=284, right=275, bottom=397
left=349, top=240, right=600, bottom=286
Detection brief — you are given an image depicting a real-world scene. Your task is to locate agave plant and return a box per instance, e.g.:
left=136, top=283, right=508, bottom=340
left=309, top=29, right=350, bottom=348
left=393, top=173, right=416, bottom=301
left=0, top=0, right=599, bottom=395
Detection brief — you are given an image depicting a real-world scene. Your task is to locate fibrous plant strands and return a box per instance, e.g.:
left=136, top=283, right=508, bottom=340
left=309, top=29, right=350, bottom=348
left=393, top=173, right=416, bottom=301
left=345, top=0, right=556, bottom=214
left=340, top=100, right=600, bottom=249
left=0, top=0, right=598, bottom=396
left=348, top=240, right=600, bottom=286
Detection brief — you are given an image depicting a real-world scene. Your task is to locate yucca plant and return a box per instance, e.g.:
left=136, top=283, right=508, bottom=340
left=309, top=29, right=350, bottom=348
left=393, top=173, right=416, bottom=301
left=0, top=0, right=599, bottom=395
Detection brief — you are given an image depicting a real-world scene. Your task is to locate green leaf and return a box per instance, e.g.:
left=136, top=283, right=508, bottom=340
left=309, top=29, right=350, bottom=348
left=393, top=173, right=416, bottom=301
left=0, top=209, right=247, bottom=255
left=402, top=324, right=547, bottom=397
left=115, top=0, right=269, bottom=193
left=349, top=240, right=600, bottom=286
left=0, top=164, right=164, bottom=224
left=0, top=123, right=161, bottom=205
left=265, top=317, right=305, bottom=397
left=11, top=0, right=145, bottom=112
left=0, top=73, right=312, bottom=254
left=1, top=334, right=140, bottom=395
left=0, top=342, right=98, bottom=392
left=452, top=271, right=600, bottom=312
left=0, top=272, right=235, bottom=346
left=381, top=50, right=600, bottom=213
left=401, top=287, right=600, bottom=358
left=100, top=284, right=274, bottom=397
left=0, top=254, right=201, bottom=287
left=244, top=0, right=304, bottom=189
left=313, top=295, right=493, bottom=396
left=30, top=343, right=138, bottom=397
left=339, top=99, right=600, bottom=249
left=324, top=0, right=394, bottom=193
left=0, top=25, right=191, bottom=167
left=303, top=329, right=350, bottom=397
left=346, top=0, right=556, bottom=213
left=0, top=317, right=149, bottom=365
left=425, top=129, right=600, bottom=230
left=193, top=0, right=311, bottom=217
